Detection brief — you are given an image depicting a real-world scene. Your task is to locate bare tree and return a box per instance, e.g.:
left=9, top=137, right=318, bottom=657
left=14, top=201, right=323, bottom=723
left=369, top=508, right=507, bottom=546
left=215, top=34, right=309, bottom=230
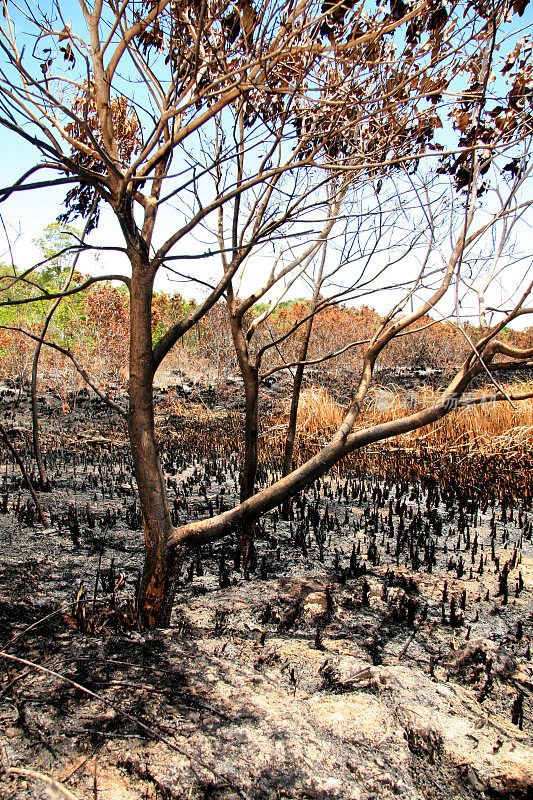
left=0, top=0, right=532, bottom=626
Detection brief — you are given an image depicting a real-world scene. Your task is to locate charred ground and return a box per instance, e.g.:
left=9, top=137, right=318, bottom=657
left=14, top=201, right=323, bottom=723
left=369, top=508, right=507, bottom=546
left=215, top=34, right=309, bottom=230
left=0, top=383, right=532, bottom=800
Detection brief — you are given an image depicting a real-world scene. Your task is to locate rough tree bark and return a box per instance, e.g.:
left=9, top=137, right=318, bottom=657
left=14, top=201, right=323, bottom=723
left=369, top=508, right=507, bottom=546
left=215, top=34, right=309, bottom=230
left=128, top=260, right=177, bottom=627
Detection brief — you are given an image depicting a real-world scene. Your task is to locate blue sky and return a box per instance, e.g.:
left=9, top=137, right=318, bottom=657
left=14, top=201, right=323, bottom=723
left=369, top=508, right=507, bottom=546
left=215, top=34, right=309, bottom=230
left=1, top=1, right=533, bottom=329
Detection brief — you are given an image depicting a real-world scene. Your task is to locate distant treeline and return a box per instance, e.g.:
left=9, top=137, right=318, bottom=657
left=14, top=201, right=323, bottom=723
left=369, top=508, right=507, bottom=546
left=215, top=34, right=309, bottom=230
left=1, top=273, right=532, bottom=398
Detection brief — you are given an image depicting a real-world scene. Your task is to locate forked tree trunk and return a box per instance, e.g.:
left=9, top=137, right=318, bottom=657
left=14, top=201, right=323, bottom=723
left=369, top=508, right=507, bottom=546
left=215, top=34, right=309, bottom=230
left=128, top=268, right=177, bottom=627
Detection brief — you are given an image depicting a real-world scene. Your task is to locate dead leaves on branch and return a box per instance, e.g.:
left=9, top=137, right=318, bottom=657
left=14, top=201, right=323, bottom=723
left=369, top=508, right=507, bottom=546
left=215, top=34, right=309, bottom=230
left=21, top=0, right=533, bottom=221
left=65, top=89, right=141, bottom=169
left=512, top=0, right=530, bottom=15
left=222, top=0, right=258, bottom=44
left=58, top=89, right=141, bottom=226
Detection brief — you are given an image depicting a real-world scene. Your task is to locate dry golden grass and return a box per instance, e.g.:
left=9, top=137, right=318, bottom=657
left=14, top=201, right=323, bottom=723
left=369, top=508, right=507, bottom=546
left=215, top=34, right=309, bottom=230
left=273, top=382, right=533, bottom=458
left=284, top=386, right=346, bottom=439
left=377, top=384, right=533, bottom=457
left=429, top=397, right=533, bottom=457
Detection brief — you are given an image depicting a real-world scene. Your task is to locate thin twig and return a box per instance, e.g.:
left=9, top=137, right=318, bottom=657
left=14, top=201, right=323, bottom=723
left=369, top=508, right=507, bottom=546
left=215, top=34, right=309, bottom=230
left=1, top=600, right=74, bottom=652
left=5, top=768, right=81, bottom=800
left=0, top=651, right=247, bottom=799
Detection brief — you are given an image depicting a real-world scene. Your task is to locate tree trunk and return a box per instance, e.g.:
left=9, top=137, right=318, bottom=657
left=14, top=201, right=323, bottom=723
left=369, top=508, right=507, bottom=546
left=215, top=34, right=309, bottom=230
left=282, top=269, right=323, bottom=477
left=31, top=335, right=50, bottom=492
left=237, top=367, right=259, bottom=567
left=128, top=268, right=177, bottom=627
left=282, top=360, right=305, bottom=478
left=31, top=295, right=64, bottom=492
left=227, top=287, right=260, bottom=568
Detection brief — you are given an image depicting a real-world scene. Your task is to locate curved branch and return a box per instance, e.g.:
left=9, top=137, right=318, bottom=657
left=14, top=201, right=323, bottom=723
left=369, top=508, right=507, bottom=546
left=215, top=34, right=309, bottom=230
left=0, top=274, right=130, bottom=306
left=0, top=163, right=76, bottom=201
left=0, top=424, right=48, bottom=526
left=172, top=300, right=533, bottom=547
left=456, top=388, right=533, bottom=408
left=151, top=249, right=252, bottom=373
left=0, top=326, right=127, bottom=418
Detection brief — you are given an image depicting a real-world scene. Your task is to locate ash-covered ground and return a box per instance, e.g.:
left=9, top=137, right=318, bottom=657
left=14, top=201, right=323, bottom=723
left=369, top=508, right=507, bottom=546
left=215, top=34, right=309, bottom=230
left=0, top=386, right=532, bottom=800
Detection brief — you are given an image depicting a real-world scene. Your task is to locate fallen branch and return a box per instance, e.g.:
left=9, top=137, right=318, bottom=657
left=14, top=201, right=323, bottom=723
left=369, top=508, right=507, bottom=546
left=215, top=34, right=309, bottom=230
left=0, top=651, right=247, bottom=799
left=5, top=767, right=81, bottom=800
